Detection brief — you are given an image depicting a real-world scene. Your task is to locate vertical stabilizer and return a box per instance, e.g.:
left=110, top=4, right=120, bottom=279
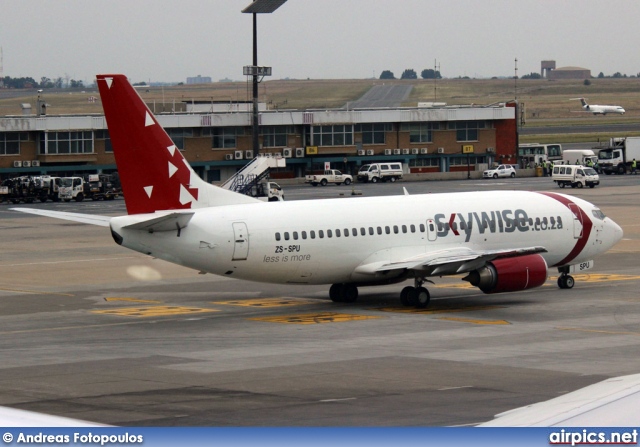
left=96, top=74, right=258, bottom=215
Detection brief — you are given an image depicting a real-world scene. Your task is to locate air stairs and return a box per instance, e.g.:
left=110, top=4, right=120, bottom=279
left=221, top=154, right=286, bottom=196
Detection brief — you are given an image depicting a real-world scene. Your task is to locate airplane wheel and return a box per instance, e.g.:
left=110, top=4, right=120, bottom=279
left=415, top=287, right=430, bottom=308
left=405, top=288, right=418, bottom=307
left=564, top=275, right=575, bottom=289
left=342, top=284, right=358, bottom=303
left=329, top=284, right=343, bottom=302
left=400, top=286, right=413, bottom=306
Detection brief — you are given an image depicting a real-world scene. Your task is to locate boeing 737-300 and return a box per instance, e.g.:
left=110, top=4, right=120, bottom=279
left=12, top=75, right=623, bottom=308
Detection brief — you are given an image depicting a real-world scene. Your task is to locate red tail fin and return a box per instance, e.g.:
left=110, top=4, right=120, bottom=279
left=97, top=74, right=257, bottom=215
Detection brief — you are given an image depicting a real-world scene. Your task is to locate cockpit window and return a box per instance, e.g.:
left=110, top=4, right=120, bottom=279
left=592, top=208, right=606, bottom=220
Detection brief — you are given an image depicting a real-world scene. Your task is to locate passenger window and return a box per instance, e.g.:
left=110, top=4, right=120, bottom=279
left=327, top=230, right=332, bottom=238
left=393, top=225, right=399, bottom=234
left=377, top=227, right=382, bottom=235
left=368, top=227, right=374, bottom=235
left=293, top=231, right=299, bottom=240
left=402, top=225, right=407, bottom=233
left=353, top=228, right=358, bottom=237
left=361, top=228, right=366, bottom=236
left=302, top=231, right=307, bottom=240
left=275, top=232, right=281, bottom=241
left=284, top=232, right=290, bottom=241
left=385, top=226, right=391, bottom=234
left=410, top=224, right=416, bottom=233
left=310, top=230, right=316, bottom=239
left=335, top=229, right=341, bottom=237
left=420, top=224, right=425, bottom=232
left=343, top=228, right=349, bottom=237
left=319, top=230, right=324, bottom=238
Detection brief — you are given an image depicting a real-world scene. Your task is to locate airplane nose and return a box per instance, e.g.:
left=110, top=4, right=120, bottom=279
left=606, top=218, right=624, bottom=248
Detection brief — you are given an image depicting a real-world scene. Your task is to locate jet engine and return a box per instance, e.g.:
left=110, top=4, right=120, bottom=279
left=463, top=254, right=548, bottom=294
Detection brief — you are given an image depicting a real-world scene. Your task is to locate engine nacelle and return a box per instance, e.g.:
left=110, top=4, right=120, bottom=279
left=463, top=254, right=548, bottom=294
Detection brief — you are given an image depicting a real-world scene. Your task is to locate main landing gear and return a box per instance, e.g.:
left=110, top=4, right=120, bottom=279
left=329, top=278, right=432, bottom=308
left=400, top=278, right=431, bottom=308
left=329, top=283, right=358, bottom=303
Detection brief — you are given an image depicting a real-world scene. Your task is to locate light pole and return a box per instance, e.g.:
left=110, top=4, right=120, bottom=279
left=242, top=0, right=288, bottom=157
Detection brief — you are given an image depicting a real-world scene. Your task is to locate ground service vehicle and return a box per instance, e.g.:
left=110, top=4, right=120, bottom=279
left=85, top=174, right=120, bottom=200
left=305, top=170, right=353, bottom=186
left=561, top=149, right=598, bottom=167
left=598, top=137, right=640, bottom=175
left=252, top=181, right=284, bottom=201
left=483, top=164, right=516, bottom=179
left=357, top=163, right=403, bottom=183
left=552, top=165, right=599, bottom=189
left=13, top=74, right=623, bottom=308
left=58, top=177, right=85, bottom=202
left=518, top=143, right=563, bottom=167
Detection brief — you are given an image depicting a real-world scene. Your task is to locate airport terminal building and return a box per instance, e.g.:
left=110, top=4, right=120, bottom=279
left=0, top=101, right=516, bottom=182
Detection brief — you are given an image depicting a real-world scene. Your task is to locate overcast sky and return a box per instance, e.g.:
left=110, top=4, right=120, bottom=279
left=2, top=0, right=640, bottom=84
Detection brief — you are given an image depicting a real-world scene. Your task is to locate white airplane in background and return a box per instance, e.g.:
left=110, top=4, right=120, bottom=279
left=571, top=97, right=625, bottom=115
left=12, top=75, right=623, bottom=308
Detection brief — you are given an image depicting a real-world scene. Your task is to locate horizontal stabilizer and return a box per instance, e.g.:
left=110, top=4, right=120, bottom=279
left=122, top=212, right=194, bottom=232
left=10, top=208, right=111, bottom=227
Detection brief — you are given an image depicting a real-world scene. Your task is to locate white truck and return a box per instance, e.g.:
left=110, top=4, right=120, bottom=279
left=552, top=164, right=600, bottom=189
left=252, top=181, right=284, bottom=201
left=562, top=149, right=599, bottom=167
left=357, top=163, right=403, bottom=183
left=305, top=170, right=353, bottom=186
left=58, top=176, right=86, bottom=202
left=598, top=137, right=640, bottom=175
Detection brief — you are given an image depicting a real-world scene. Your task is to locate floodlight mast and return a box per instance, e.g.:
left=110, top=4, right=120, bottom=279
left=242, top=0, right=288, bottom=157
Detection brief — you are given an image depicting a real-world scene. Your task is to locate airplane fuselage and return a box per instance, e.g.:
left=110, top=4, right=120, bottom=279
left=110, top=190, right=621, bottom=286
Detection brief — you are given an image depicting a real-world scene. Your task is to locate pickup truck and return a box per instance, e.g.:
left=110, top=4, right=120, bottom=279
left=305, top=170, right=353, bottom=186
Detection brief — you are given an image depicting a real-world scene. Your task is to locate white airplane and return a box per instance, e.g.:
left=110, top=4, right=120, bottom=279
left=12, top=74, right=623, bottom=307
left=571, top=97, right=625, bottom=115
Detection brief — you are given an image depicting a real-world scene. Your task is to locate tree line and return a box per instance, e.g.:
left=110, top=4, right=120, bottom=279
left=1, top=76, right=85, bottom=89
left=380, top=69, right=442, bottom=80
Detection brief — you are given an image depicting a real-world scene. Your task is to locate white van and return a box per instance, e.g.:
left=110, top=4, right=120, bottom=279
left=552, top=164, right=599, bottom=189
left=357, top=163, right=403, bottom=183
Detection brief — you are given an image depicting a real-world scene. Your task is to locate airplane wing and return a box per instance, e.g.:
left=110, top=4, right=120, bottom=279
left=10, top=208, right=112, bottom=227
left=0, top=405, right=107, bottom=427
left=479, top=373, right=640, bottom=426
left=355, top=246, right=547, bottom=276
left=121, top=212, right=194, bottom=232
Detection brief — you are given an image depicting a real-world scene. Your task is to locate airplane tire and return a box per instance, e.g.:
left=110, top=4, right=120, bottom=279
left=342, top=284, right=358, bottom=303
left=329, top=284, right=343, bottom=302
left=400, top=286, right=413, bottom=306
left=405, top=288, right=418, bottom=307
left=415, top=287, right=430, bottom=308
left=564, top=275, right=575, bottom=289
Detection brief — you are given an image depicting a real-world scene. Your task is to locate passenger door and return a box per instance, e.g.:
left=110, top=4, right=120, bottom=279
left=232, top=222, right=249, bottom=261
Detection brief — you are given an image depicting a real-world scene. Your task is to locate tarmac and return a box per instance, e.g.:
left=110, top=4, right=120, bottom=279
left=0, top=177, right=639, bottom=426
